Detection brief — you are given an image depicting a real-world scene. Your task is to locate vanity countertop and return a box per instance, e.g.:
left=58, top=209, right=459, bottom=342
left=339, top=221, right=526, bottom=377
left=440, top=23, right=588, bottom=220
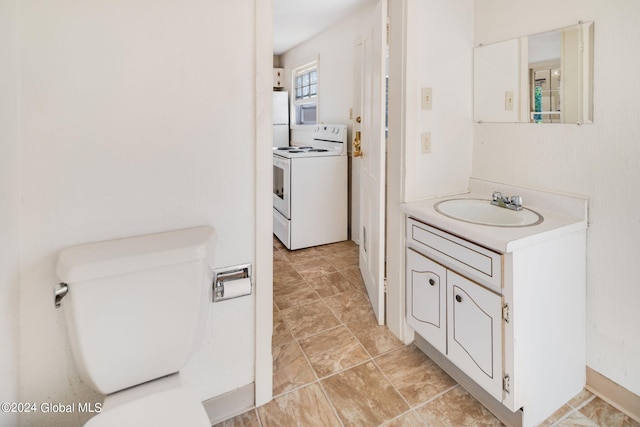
left=401, top=180, right=589, bottom=253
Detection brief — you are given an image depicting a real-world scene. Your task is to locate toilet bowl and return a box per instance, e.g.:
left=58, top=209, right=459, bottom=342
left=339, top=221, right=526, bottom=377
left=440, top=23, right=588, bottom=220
left=56, top=226, right=214, bottom=426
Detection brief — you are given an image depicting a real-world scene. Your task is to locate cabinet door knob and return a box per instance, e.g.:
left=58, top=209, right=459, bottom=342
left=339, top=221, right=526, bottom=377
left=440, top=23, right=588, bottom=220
left=429, top=278, right=435, bottom=286
left=455, top=294, right=462, bottom=303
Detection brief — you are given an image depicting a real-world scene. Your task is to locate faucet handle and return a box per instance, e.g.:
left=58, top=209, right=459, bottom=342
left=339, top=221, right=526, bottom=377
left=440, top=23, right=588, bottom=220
left=510, top=196, right=523, bottom=207
left=492, top=191, right=502, bottom=201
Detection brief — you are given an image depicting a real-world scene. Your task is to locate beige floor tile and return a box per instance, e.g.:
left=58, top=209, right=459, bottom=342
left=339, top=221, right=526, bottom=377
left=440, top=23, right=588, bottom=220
left=272, top=310, right=294, bottom=347
left=273, top=237, right=285, bottom=251
left=213, top=409, right=260, bottom=427
left=415, top=385, right=504, bottom=427
left=376, top=345, right=456, bottom=407
left=347, top=312, right=404, bottom=357
left=306, top=271, right=359, bottom=298
left=294, top=258, right=338, bottom=279
left=569, top=389, right=596, bottom=408
left=258, top=383, right=341, bottom=427
left=321, top=361, right=409, bottom=426
left=314, top=240, right=358, bottom=256
left=282, top=247, right=321, bottom=264
left=273, top=265, right=304, bottom=289
left=324, top=289, right=374, bottom=323
left=323, top=252, right=360, bottom=270
left=273, top=249, right=289, bottom=263
left=341, top=265, right=367, bottom=287
left=556, top=411, right=600, bottom=426
left=384, top=410, right=427, bottom=426
left=272, top=341, right=316, bottom=396
left=298, top=325, right=370, bottom=378
left=273, top=277, right=306, bottom=295
left=538, top=404, right=574, bottom=427
left=273, top=281, right=319, bottom=310
left=579, top=396, right=640, bottom=427
left=279, top=301, right=341, bottom=339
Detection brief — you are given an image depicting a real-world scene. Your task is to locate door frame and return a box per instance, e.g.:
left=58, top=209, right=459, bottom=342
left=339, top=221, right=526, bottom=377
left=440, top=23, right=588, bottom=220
left=386, top=0, right=412, bottom=343
left=255, top=0, right=274, bottom=406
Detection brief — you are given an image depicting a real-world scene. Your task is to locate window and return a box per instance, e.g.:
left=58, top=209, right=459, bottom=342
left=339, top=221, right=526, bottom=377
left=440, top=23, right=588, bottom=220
left=293, top=61, right=318, bottom=125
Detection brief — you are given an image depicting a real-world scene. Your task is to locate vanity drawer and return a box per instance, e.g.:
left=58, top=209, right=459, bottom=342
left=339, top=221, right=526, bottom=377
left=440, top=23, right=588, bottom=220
left=407, top=217, right=502, bottom=292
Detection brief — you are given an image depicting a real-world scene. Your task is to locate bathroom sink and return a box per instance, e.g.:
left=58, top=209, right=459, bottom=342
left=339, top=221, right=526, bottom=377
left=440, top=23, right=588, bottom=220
left=434, top=199, right=543, bottom=227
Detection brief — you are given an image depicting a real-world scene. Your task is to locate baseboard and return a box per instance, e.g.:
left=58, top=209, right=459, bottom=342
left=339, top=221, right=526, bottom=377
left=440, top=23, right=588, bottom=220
left=202, top=383, right=255, bottom=425
left=586, top=367, right=640, bottom=423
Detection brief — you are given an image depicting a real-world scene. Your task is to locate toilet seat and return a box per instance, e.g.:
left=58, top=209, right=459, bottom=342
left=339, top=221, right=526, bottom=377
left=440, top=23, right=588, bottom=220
left=84, top=385, right=210, bottom=427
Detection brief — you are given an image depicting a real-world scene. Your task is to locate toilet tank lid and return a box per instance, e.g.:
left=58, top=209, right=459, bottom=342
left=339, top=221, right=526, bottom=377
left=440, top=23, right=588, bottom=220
left=56, top=226, right=214, bottom=284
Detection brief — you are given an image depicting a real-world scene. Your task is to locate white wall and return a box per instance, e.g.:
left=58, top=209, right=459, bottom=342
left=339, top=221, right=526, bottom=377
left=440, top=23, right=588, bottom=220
left=404, top=0, right=474, bottom=201
left=474, top=0, right=640, bottom=396
left=281, top=3, right=375, bottom=134
left=0, top=0, right=20, bottom=426
left=17, top=1, right=258, bottom=425
left=385, top=0, right=474, bottom=341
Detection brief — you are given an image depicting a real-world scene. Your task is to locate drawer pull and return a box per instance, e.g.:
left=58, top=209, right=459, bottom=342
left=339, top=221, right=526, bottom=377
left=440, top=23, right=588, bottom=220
left=456, top=294, right=463, bottom=303
left=429, top=278, right=436, bottom=286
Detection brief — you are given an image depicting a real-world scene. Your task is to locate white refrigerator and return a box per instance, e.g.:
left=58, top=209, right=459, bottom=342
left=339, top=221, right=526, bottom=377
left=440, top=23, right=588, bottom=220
left=273, top=91, right=289, bottom=147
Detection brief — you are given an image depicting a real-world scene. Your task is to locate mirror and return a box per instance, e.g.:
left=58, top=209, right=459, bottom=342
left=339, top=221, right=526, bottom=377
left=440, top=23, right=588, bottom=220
left=474, top=22, right=594, bottom=124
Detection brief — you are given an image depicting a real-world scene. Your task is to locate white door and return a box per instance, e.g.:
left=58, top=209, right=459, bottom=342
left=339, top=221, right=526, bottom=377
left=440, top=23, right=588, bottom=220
left=359, top=0, right=387, bottom=325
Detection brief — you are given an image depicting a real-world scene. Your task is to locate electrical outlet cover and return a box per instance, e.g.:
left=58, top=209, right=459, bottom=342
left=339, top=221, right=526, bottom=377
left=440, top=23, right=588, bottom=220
left=421, top=132, right=432, bottom=154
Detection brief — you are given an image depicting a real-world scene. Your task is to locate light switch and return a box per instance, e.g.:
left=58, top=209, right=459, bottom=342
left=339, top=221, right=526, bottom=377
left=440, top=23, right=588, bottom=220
left=421, top=87, right=433, bottom=110
left=505, top=91, right=514, bottom=111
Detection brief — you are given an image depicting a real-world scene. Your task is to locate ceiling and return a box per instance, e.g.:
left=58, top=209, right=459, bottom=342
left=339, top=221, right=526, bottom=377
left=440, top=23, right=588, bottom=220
left=273, top=0, right=376, bottom=55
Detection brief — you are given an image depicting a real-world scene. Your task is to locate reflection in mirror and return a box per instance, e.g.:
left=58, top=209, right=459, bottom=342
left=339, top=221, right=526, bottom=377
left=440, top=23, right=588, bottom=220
left=529, top=30, right=561, bottom=123
left=474, top=22, right=593, bottom=124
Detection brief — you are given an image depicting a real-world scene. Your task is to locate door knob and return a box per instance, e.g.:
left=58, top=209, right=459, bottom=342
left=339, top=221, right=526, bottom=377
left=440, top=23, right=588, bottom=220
left=455, top=294, right=462, bottom=303
left=356, top=116, right=362, bottom=123
left=429, top=278, right=435, bottom=286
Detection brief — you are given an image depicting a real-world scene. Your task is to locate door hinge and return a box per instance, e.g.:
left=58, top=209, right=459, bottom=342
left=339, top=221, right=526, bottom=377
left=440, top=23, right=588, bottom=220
left=503, top=374, right=511, bottom=394
left=383, top=278, right=388, bottom=293
left=502, top=303, right=510, bottom=324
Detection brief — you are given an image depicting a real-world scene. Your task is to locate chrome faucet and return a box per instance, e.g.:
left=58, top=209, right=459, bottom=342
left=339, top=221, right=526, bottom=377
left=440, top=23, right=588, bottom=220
left=491, top=192, right=523, bottom=211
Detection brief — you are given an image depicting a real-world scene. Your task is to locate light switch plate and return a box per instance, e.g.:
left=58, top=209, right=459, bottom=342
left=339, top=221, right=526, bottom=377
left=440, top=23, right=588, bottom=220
left=421, top=87, right=433, bottom=110
left=505, top=91, right=514, bottom=111
left=421, top=132, right=432, bottom=154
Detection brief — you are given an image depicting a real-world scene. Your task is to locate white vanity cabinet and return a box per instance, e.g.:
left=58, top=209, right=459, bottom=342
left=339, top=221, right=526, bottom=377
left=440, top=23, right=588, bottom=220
left=405, top=214, right=587, bottom=427
left=406, top=218, right=504, bottom=401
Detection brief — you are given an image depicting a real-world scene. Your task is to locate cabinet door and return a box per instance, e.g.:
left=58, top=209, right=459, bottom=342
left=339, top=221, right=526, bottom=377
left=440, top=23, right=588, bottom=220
left=447, top=270, right=503, bottom=401
left=406, top=249, right=447, bottom=354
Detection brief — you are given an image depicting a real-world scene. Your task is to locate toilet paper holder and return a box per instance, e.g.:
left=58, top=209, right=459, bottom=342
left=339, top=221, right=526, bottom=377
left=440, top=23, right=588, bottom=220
left=212, top=263, right=252, bottom=302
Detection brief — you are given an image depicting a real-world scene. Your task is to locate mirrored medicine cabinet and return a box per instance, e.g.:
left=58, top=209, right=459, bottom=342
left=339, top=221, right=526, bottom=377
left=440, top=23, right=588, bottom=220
left=474, top=21, right=594, bottom=124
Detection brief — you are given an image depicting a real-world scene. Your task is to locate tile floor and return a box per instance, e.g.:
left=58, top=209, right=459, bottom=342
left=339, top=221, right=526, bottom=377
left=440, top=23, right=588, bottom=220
left=214, top=238, right=639, bottom=427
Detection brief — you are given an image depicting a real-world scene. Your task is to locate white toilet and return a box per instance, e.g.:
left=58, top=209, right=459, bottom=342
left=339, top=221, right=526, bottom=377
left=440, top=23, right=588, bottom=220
left=56, top=226, right=214, bottom=427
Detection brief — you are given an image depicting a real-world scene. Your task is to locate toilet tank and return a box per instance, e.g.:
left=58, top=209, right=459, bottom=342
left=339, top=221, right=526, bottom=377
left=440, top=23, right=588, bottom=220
left=56, top=226, right=214, bottom=395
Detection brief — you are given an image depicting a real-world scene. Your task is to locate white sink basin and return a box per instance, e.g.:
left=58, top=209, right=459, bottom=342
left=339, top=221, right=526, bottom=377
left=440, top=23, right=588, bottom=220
left=434, top=199, right=543, bottom=227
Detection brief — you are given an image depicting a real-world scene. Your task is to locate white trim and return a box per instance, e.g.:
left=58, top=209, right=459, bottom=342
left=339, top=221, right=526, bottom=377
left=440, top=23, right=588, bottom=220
left=586, top=366, right=640, bottom=423
left=203, top=383, right=255, bottom=425
left=386, top=0, right=412, bottom=342
left=254, top=0, right=273, bottom=408
left=290, top=55, right=320, bottom=126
